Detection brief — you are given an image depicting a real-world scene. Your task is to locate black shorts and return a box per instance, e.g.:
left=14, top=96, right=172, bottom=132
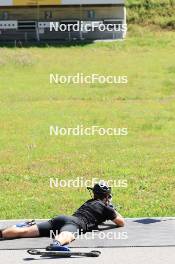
left=37, top=215, right=86, bottom=238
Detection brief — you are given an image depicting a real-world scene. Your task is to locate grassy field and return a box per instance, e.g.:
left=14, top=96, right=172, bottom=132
left=0, top=27, right=175, bottom=219
left=126, top=0, right=175, bottom=29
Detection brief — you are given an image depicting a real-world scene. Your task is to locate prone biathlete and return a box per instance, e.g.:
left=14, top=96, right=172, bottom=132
left=0, top=181, right=125, bottom=251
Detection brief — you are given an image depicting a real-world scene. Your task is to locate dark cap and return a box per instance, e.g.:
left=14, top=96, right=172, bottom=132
left=88, top=181, right=112, bottom=196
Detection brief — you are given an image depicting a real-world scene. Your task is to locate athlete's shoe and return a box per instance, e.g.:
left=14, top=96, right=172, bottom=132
left=46, top=241, right=70, bottom=252
left=15, top=220, right=36, bottom=228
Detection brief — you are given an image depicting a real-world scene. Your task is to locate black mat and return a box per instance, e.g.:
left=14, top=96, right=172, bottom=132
left=0, top=218, right=174, bottom=249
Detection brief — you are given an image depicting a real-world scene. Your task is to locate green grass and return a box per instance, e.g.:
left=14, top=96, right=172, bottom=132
left=0, top=27, right=175, bottom=219
left=127, top=0, right=174, bottom=4
left=126, top=0, right=175, bottom=29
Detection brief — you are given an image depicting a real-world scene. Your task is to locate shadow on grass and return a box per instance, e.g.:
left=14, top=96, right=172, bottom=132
left=0, top=40, right=94, bottom=48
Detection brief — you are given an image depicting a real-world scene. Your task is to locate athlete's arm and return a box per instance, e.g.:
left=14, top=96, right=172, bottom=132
left=112, top=212, right=125, bottom=227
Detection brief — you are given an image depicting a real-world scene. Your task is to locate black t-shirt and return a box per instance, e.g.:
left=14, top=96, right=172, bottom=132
left=73, top=199, right=117, bottom=230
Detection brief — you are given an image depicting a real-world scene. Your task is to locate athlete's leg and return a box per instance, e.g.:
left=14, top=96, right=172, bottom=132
left=2, top=225, right=39, bottom=239
left=54, top=231, right=75, bottom=245
left=46, top=216, right=80, bottom=251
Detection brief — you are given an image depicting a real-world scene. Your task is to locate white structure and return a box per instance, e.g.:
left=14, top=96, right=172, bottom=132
left=0, top=0, right=126, bottom=42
